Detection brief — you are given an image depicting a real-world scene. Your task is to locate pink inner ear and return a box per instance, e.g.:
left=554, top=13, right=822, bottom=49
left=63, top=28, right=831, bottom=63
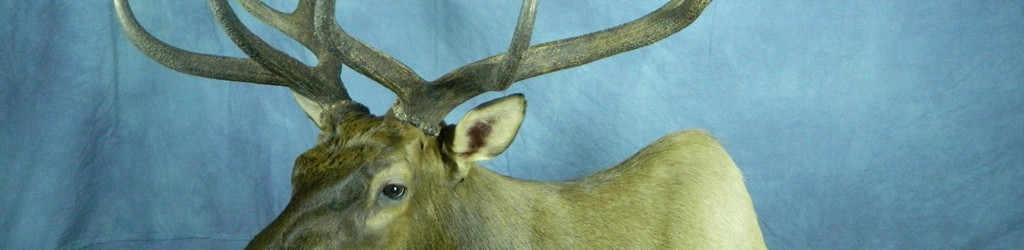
left=462, top=121, right=492, bottom=157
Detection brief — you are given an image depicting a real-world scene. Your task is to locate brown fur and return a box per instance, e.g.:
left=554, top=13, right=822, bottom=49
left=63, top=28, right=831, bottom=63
left=246, top=116, right=765, bottom=249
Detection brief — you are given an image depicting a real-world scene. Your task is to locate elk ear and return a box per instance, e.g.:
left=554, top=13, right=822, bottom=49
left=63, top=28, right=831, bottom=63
left=292, top=90, right=325, bottom=128
left=450, top=94, right=526, bottom=163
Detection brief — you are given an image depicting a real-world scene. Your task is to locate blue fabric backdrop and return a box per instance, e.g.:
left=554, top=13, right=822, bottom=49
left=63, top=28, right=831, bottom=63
left=1, top=0, right=1021, bottom=249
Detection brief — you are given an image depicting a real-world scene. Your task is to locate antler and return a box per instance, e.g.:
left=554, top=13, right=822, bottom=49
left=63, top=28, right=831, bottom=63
left=114, top=0, right=363, bottom=127
left=321, top=0, right=540, bottom=135
left=380, top=0, right=714, bottom=135
left=115, top=0, right=712, bottom=135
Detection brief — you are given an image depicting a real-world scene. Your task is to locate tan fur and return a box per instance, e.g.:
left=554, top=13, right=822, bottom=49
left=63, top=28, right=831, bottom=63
left=246, top=116, right=765, bottom=249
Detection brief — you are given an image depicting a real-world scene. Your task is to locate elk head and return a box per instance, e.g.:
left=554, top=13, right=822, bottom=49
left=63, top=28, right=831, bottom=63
left=114, top=0, right=713, bottom=248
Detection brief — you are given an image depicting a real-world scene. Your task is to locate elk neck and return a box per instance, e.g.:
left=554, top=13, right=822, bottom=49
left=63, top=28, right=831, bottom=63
left=432, top=163, right=573, bottom=247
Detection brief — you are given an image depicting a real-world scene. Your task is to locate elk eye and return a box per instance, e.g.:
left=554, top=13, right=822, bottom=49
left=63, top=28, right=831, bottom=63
left=381, top=184, right=406, bottom=200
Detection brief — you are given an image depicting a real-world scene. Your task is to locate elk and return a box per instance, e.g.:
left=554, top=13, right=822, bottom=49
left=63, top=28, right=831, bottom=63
left=114, top=0, right=765, bottom=248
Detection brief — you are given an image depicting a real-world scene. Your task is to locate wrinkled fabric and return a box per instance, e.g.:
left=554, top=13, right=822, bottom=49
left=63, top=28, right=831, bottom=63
left=1, top=0, right=1021, bottom=249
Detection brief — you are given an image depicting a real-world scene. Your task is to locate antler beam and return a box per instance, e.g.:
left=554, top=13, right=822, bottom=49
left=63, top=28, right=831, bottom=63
left=113, top=0, right=289, bottom=86
left=385, top=0, right=540, bottom=135
left=391, top=0, right=714, bottom=135
left=313, top=0, right=428, bottom=101
left=115, top=0, right=361, bottom=116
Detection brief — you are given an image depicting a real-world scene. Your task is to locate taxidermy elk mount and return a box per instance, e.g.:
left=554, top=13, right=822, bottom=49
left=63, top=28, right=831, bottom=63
left=115, top=0, right=765, bottom=248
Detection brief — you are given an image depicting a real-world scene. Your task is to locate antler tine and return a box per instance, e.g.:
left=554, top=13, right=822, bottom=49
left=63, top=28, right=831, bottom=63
left=368, top=0, right=540, bottom=136
left=116, top=0, right=356, bottom=112
left=492, top=0, right=539, bottom=91
left=442, top=0, right=712, bottom=85
left=240, top=0, right=325, bottom=56
left=208, top=0, right=349, bottom=104
left=113, top=0, right=289, bottom=86
left=313, top=0, right=427, bottom=101
left=391, top=0, right=712, bottom=135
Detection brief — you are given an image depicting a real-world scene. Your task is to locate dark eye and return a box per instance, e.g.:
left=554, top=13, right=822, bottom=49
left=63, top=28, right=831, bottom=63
left=381, top=184, right=406, bottom=200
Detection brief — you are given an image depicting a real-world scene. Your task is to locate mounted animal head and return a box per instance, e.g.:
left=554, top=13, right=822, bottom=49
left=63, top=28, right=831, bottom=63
left=114, top=0, right=713, bottom=248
